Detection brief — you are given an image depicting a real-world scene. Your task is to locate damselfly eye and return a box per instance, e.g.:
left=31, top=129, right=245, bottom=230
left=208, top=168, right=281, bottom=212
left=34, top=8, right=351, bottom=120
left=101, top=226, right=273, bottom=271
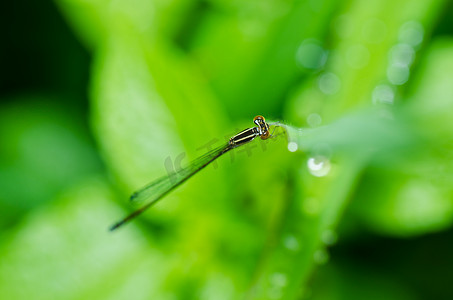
left=260, top=131, right=270, bottom=140
left=254, top=115, right=265, bottom=122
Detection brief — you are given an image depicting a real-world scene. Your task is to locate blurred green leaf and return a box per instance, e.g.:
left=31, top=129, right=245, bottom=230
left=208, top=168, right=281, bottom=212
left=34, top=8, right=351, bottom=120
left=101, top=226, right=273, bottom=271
left=4, top=0, right=452, bottom=299
left=349, top=38, right=453, bottom=236
left=0, top=97, right=101, bottom=228
left=0, top=178, right=179, bottom=300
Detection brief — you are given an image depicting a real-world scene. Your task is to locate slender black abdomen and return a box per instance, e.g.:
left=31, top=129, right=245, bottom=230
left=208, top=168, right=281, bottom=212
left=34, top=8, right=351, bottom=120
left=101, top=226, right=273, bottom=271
left=229, top=127, right=259, bottom=147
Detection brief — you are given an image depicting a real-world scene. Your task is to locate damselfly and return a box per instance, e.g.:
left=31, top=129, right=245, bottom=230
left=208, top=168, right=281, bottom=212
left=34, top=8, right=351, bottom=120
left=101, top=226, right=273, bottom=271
left=110, top=115, right=275, bottom=231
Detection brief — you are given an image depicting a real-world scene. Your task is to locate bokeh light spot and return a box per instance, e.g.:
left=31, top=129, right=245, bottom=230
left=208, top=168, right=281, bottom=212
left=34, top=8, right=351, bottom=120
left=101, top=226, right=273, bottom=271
left=389, top=43, right=415, bottom=67
left=399, top=20, right=424, bottom=47
left=372, top=84, right=395, bottom=105
left=307, top=113, right=322, bottom=128
left=296, top=39, right=328, bottom=70
left=318, top=72, right=341, bottom=95
left=387, top=64, right=410, bottom=85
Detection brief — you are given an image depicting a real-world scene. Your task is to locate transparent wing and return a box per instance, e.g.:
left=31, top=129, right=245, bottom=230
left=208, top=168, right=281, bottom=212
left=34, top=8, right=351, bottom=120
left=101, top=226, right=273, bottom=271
left=110, top=143, right=231, bottom=230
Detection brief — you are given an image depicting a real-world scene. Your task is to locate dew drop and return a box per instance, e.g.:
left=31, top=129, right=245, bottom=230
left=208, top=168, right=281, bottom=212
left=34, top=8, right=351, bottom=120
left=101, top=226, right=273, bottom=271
left=288, top=142, right=298, bottom=152
left=307, top=156, right=331, bottom=177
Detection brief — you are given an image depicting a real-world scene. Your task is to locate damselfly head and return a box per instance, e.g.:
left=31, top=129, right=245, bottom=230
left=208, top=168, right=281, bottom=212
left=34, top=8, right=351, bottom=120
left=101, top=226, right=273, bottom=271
left=253, top=115, right=265, bottom=122
left=253, top=115, right=271, bottom=140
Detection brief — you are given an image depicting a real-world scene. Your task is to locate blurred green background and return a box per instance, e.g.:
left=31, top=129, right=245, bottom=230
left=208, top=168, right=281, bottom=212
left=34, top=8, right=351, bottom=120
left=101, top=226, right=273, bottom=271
left=1, top=0, right=453, bottom=299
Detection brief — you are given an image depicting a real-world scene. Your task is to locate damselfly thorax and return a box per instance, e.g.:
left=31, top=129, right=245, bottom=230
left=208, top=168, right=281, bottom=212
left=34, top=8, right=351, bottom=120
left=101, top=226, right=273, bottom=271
left=229, top=115, right=271, bottom=147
